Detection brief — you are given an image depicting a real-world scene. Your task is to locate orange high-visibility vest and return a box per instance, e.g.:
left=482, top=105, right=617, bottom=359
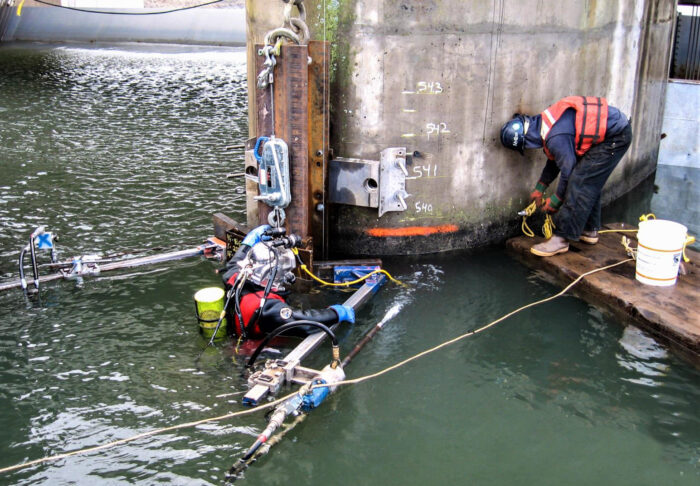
left=540, top=96, right=608, bottom=160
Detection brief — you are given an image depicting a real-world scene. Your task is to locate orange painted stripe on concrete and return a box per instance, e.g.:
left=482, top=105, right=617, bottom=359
left=366, top=224, right=459, bottom=237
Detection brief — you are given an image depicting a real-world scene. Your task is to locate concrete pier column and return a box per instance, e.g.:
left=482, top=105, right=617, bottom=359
left=247, top=1, right=677, bottom=255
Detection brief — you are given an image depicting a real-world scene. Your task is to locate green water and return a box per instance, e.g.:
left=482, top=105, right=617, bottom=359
left=0, top=43, right=698, bottom=485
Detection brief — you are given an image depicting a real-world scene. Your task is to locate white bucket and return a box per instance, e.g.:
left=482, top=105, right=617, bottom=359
left=635, top=219, right=687, bottom=286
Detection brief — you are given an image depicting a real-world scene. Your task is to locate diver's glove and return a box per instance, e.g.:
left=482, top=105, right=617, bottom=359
left=329, top=304, right=355, bottom=324
left=242, top=224, right=271, bottom=247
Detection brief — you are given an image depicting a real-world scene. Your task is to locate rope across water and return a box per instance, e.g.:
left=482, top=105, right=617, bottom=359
left=0, top=258, right=633, bottom=475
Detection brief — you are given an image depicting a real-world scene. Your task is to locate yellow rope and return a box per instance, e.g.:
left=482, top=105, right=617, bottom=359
left=600, top=213, right=656, bottom=234
left=292, top=249, right=405, bottom=287
left=520, top=201, right=537, bottom=238
left=542, top=215, right=555, bottom=239
left=621, top=236, right=637, bottom=259
left=234, top=334, right=244, bottom=356
left=682, top=236, right=695, bottom=263
left=599, top=214, right=695, bottom=263
left=0, top=257, right=632, bottom=475
left=322, top=258, right=633, bottom=389
left=598, top=229, right=638, bottom=234
left=300, top=264, right=405, bottom=287
left=0, top=389, right=300, bottom=475
left=519, top=201, right=555, bottom=239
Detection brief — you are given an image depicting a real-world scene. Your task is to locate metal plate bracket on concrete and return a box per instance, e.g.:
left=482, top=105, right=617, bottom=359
left=378, top=147, right=408, bottom=217
left=328, top=157, right=380, bottom=209
left=328, top=147, right=409, bottom=217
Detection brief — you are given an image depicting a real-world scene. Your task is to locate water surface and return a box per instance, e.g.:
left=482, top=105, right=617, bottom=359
left=0, top=43, right=698, bottom=485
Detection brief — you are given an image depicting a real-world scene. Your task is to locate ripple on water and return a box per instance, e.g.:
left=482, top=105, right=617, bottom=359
left=1, top=44, right=700, bottom=485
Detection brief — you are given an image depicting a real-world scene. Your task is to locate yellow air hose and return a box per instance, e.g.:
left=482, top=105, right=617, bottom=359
left=292, top=249, right=405, bottom=287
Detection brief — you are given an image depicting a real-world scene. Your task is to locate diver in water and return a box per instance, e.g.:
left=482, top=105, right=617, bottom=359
left=220, top=225, right=355, bottom=339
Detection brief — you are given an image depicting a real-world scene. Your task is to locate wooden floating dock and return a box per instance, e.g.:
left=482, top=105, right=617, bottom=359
left=506, top=223, right=699, bottom=359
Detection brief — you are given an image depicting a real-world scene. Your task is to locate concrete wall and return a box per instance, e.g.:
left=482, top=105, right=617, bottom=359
left=1, top=6, right=246, bottom=45
left=247, top=0, right=677, bottom=255
left=658, top=80, right=700, bottom=168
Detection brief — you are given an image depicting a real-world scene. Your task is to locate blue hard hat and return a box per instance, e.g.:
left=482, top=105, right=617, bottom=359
left=500, top=114, right=527, bottom=155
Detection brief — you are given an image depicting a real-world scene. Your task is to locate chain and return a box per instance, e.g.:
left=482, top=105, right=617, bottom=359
left=283, top=0, right=309, bottom=42
left=257, top=0, right=309, bottom=90
left=262, top=0, right=309, bottom=49
left=255, top=0, right=308, bottom=231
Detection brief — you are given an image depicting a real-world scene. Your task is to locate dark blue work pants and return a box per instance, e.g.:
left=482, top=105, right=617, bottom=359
left=554, top=123, right=633, bottom=240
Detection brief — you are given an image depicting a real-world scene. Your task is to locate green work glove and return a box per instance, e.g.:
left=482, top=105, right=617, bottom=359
left=530, top=181, right=547, bottom=207
left=543, top=194, right=563, bottom=214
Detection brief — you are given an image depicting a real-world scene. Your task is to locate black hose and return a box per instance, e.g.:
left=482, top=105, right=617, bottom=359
left=18, top=245, right=28, bottom=290
left=242, top=245, right=279, bottom=337
left=29, top=237, right=39, bottom=289
left=234, top=279, right=246, bottom=339
left=246, top=320, right=338, bottom=369
left=205, top=289, right=234, bottom=349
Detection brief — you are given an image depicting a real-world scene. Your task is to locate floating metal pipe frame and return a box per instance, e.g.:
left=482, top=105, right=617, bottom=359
left=242, top=277, right=384, bottom=406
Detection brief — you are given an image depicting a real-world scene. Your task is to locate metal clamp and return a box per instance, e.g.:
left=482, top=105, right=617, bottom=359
left=379, top=148, right=411, bottom=217
left=257, top=45, right=278, bottom=90
left=327, top=148, right=411, bottom=217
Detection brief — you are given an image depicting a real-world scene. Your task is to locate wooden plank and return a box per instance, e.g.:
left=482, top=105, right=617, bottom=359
left=213, top=212, right=250, bottom=241
left=274, top=44, right=310, bottom=238
left=506, top=224, right=700, bottom=359
left=307, top=41, right=331, bottom=258
left=253, top=44, right=311, bottom=241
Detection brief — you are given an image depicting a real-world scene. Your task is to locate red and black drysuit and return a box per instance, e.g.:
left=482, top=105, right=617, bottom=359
left=220, top=245, right=344, bottom=339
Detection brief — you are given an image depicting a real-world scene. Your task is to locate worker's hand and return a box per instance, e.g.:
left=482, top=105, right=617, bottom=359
left=530, top=181, right=547, bottom=207
left=242, top=224, right=271, bottom=247
left=543, top=194, right=563, bottom=214
left=329, top=304, right=355, bottom=324
left=530, top=190, right=544, bottom=208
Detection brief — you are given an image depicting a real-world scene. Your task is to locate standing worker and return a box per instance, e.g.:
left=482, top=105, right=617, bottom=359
left=500, top=96, right=632, bottom=256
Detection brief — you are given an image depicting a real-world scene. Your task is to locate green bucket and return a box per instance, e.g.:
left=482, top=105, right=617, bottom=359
left=194, top=287, right=227, bottom=340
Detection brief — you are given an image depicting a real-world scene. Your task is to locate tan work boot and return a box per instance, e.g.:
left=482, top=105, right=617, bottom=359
left=531, top=235, right=569, bottom=257
left=580, top=230, right=599, bottom=244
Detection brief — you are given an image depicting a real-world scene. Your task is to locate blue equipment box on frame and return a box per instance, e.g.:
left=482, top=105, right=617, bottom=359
left=333, top=266, right=382, bottom=286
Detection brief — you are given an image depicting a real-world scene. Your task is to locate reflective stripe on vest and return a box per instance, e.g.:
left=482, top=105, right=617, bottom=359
left=540, top=96, right=608, bottom=159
